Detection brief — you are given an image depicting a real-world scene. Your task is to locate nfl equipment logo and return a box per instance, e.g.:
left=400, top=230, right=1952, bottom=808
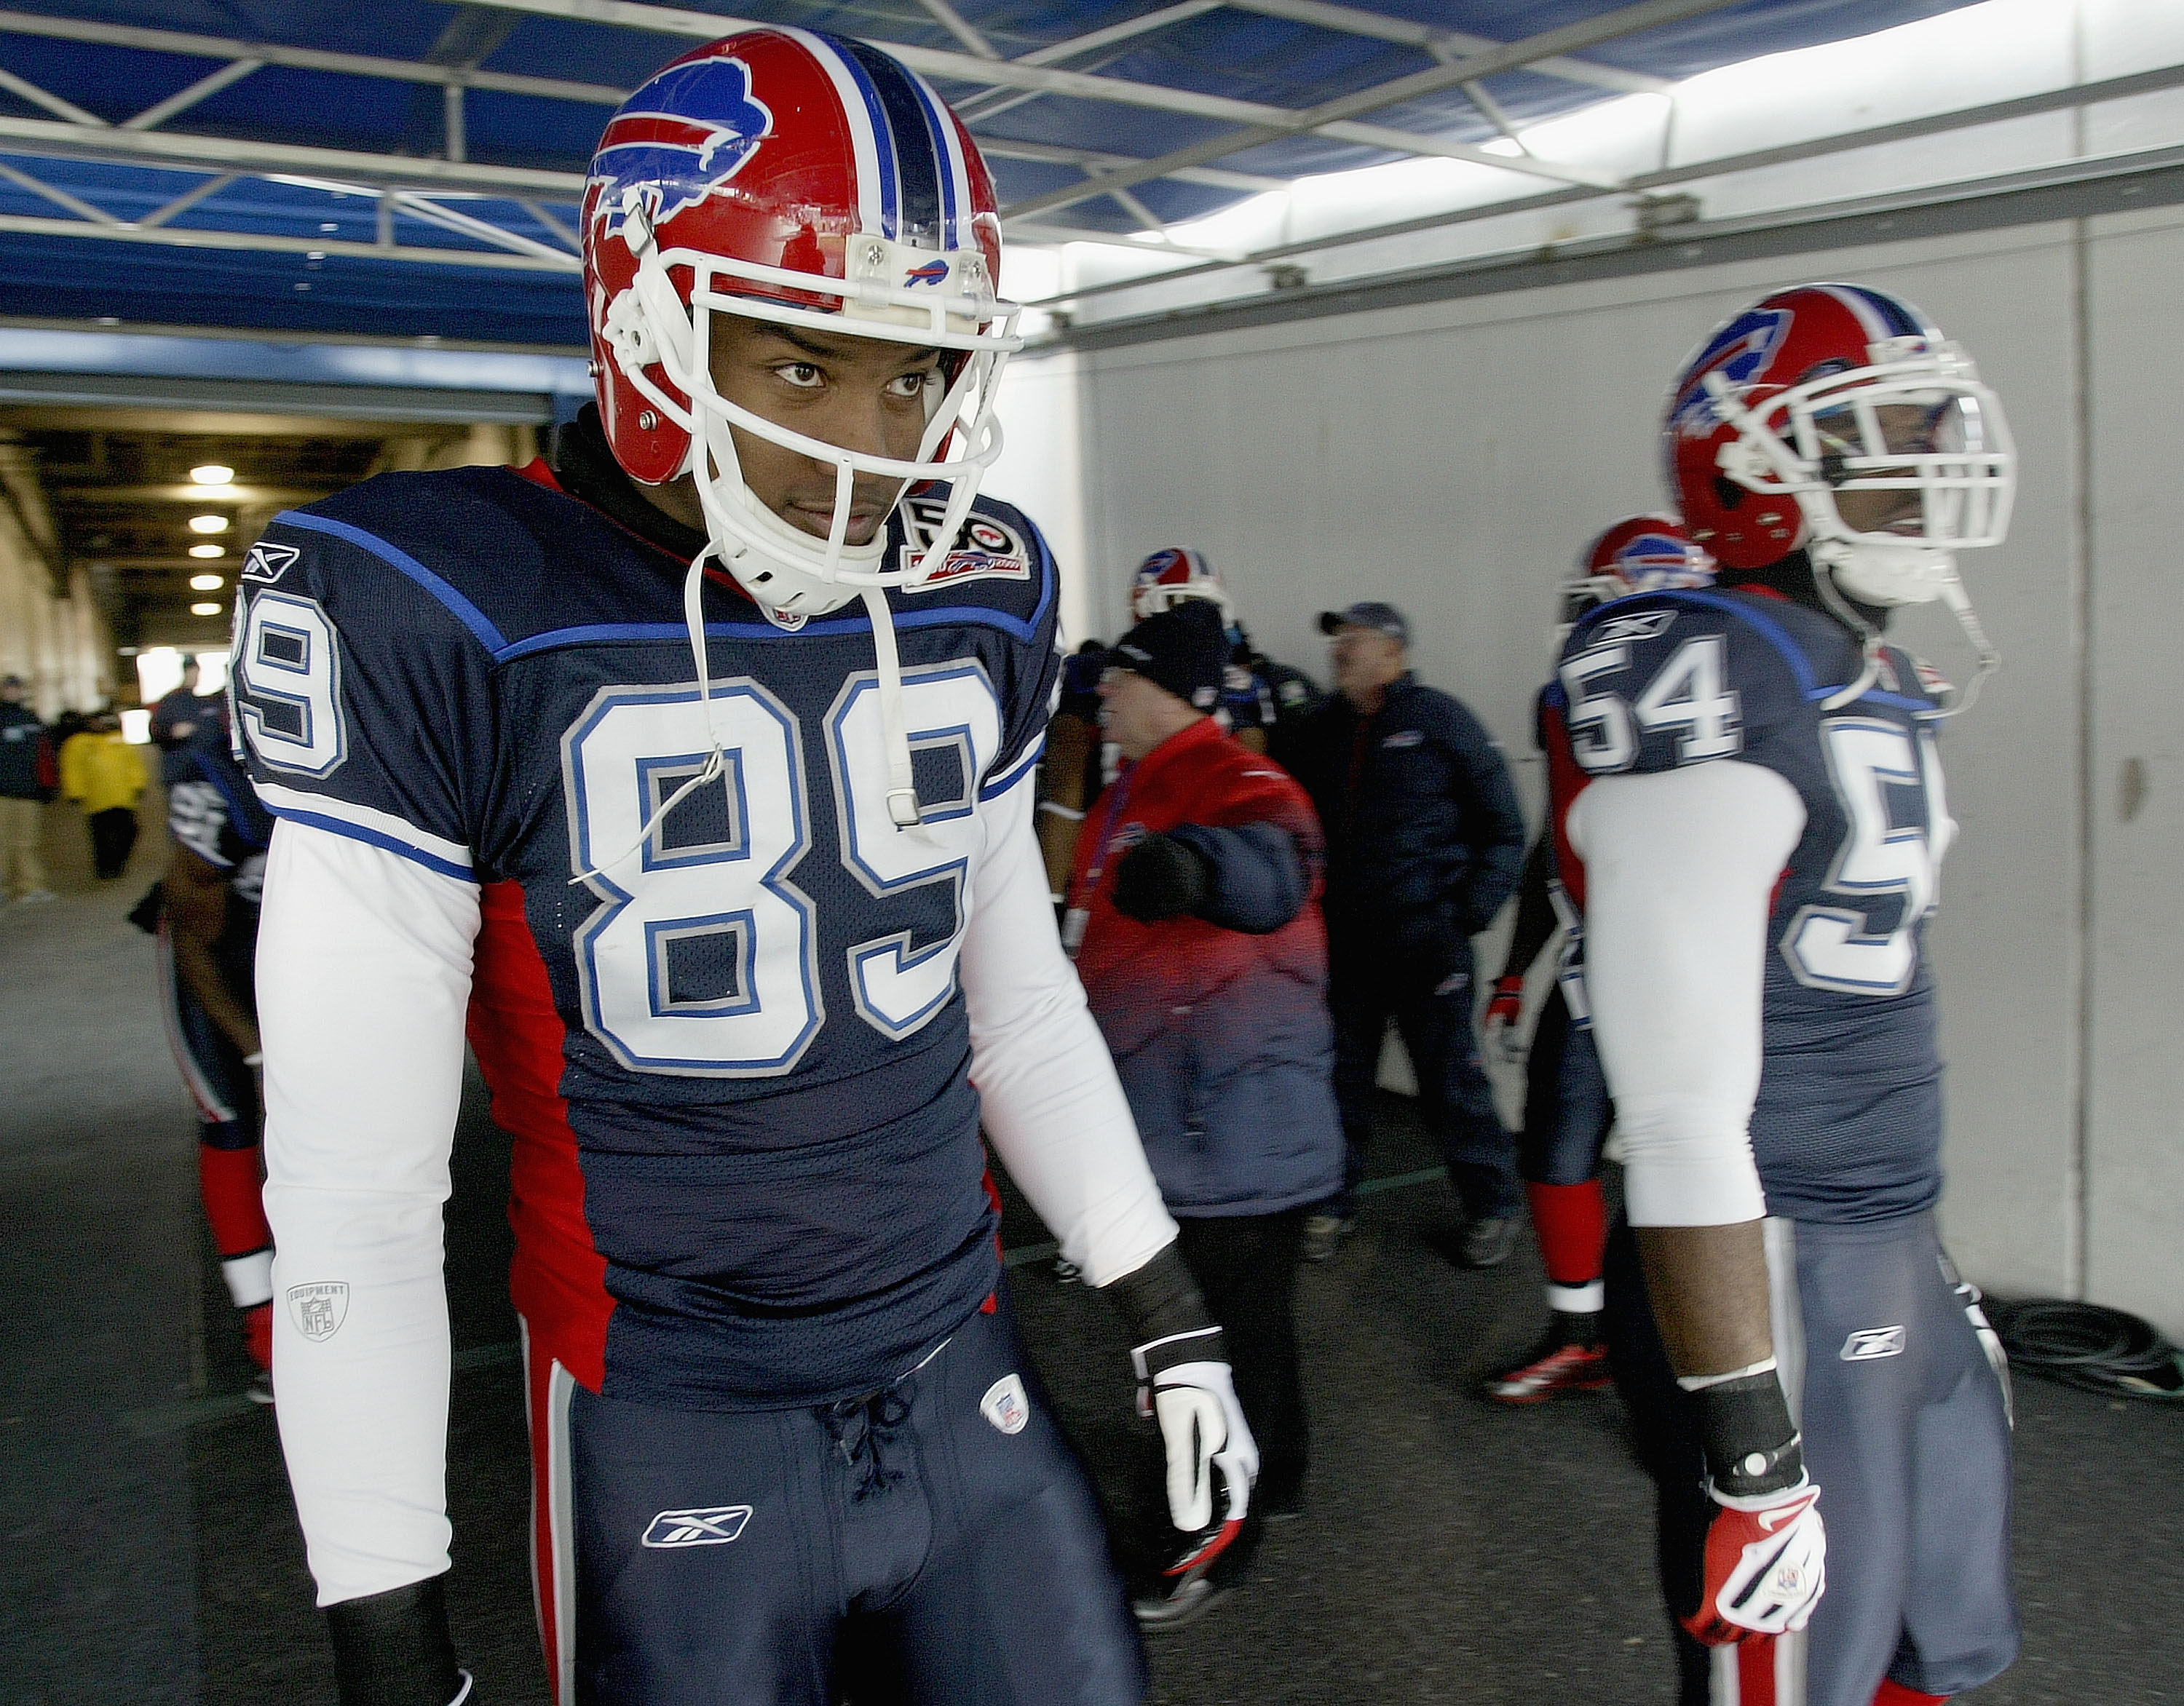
left=981, top=1373, right=1030, bottom=1436
left=286, top=1281, right=349, bottom=1342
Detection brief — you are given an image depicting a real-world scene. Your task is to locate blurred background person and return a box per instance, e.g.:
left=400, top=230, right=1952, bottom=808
left=60, top=708, right=147, bottom=880
left=1038, top=637, right=1108, bottom=906
left=1128, top=547, right=1323, bottom=761
left=1066, top=602, right=1341, bottom=1626
left=1288, top=602, right=1527, bottom=1267
left=1482, top=517, right=1715, bottom=1404
left=157, top=700, right=277, bottom=1400
left=0, top=672, right=57, bottom=905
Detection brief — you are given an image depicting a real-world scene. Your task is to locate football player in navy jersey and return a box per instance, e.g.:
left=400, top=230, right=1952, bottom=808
left=157, top=700, right=278, bottom=1400
left=231, top=31, right=1252, bottom=1706
left=1484, top=516, right=1713, bottom=1406
left=1548, top=285, right=2019, bottom=1705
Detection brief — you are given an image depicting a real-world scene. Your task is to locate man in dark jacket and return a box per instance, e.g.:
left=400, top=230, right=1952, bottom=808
left=1287, top=602, right=1527, bottom=1267
left=0, top=673, right=57, bottom=905
left=1068, top=603, right=1342, bottom=1626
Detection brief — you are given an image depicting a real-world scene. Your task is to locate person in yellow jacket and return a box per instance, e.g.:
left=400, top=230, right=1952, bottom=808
left=59, top=710, right=146, bottom=879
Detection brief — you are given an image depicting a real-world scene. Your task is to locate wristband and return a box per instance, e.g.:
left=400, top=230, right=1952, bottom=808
left=1692, top=1369, right=1804, bottom=1499
left=1037, top=801, right=1085, bottom=822
left=1103, top=1242, right=1213, bottom=1346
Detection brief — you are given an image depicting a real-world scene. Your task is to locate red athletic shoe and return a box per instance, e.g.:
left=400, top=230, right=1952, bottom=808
left=1487, top=1339, right=1612, bottom=1405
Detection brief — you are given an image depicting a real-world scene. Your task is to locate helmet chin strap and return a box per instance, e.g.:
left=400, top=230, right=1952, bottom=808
left=1808, top=535, right=1999, bottom=718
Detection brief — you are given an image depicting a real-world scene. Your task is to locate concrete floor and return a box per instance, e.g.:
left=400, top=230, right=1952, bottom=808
left=4, top=793, right=2180, bottom=1705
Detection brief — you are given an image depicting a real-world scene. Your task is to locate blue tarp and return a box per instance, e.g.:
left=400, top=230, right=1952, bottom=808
left=0, top=2, right=1974, bottom=349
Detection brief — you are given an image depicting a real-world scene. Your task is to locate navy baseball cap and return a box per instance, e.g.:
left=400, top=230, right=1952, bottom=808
left=1318, top=600, right=1409, bottom=643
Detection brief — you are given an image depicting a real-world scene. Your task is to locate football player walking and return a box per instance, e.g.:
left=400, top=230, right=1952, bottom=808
left=234, top=32, right=1251, bottom=1706
left=1551, top=285, right=2019, bottom=1705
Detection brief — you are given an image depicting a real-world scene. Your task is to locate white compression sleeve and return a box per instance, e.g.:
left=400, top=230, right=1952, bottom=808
left=257, top=820, right=481, bottom=1606
left=960, top=771, right=1178, bottom=1287
left=1568, top=761, right=1806, bottom=1228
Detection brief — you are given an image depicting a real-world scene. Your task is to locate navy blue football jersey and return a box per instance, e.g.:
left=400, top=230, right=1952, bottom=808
left=231, top=464, right=1060, bottom=1409
left=1548, top=590, right=1952, bottom=1223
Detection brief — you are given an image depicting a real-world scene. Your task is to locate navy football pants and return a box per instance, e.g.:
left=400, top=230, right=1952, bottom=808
left=525, top=1295, right=1146, bottom=1706
left=1326, top=937, right=1520, bottom=1219
left=1607, top=1210, right=2019, bottom=1706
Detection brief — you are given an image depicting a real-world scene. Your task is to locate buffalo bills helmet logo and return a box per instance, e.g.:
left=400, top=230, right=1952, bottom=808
left=1671, top=308, right=1792, bottom=436
left=905, top=258, right=950, bottom=287
left=590, top=55, right=774, bottom=234
left=1615, top=533, right=1702, bottom=582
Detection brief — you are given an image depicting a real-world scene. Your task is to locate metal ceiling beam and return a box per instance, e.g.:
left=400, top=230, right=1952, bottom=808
left=0, top=9, right=630, bottom=106
left=0, top=1, right=1613, bottom=195
left=1228, top=0, right=1671, bottom=95
left=0, top=111, right=586, bottom=195
left=454, top=0, right=1616, bottom=182
left=1012, top=1, right=1224, bottom=68
left=1053, top=138, right=2184, bottom=354
left=122, top=58, right=265, bottom=132
left=1028, top=56, right=2184, bottom=309
left=914, top=0, right=999, bottom=61
left=0, top=210, right=578, bottom=271
left=1000, top=0, right=1747, bottom=221
left=977, top=138, right=1283, bottom=194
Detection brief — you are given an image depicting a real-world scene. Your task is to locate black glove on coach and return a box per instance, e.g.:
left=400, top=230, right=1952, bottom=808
left=1110, top=832, right=1211, bottom=923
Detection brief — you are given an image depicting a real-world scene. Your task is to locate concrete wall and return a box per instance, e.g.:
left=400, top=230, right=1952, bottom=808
left=0, top=541, right=111, bottom=718
left=1044, top=209, right=2183, bottom=1333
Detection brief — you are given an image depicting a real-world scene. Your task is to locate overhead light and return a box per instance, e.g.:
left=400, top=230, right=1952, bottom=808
left=189, top=573, right=223, bottom=591
left=189, top=544, right=225, bottom=559
left=189, top=464, right=234, bottom=485
left=190, top=602, right=223, bottom=616
left=189, top=514, right=229, bottom=534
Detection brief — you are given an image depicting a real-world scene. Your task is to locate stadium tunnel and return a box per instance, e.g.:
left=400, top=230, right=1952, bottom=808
left=2, top=3, right=2181, bottom=1704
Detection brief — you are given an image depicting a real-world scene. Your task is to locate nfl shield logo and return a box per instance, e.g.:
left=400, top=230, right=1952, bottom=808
left=981, top=1373, right=1030, bottom=1436
left=288, top=1281, right=350, bottom=1342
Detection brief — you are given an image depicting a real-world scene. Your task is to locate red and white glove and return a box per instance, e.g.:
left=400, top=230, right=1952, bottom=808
left=1482, top=975, right=1527, bottom=1063
left=1683, top=1478, right=1827, bottom=1644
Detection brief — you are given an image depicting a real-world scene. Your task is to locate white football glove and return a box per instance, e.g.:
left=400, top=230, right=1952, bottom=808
left=1131, top=1328, right=1258, bottom=1534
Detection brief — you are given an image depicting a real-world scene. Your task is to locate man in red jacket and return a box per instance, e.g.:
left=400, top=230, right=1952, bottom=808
left=1067, top=603, right=1344, bottom=1630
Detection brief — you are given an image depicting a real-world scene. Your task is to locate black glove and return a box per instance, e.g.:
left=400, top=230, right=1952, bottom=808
left=1110, top=833, right=1210, bottom=923
left=327, top=1576, right=470, bottom=1706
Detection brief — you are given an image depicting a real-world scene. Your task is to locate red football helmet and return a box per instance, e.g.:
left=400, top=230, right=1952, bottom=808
left=1560, top=514, right=1714, bottom=635
left=1663, top=283, right=2013, bottom=608
left=1129, top=547, right=1232, bottom=623
left=580, top=27, right=1021, bottom=617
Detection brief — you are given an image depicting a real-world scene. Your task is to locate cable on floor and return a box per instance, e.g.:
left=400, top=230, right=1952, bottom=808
left=1986, top=1298, right=2184, bottom=1400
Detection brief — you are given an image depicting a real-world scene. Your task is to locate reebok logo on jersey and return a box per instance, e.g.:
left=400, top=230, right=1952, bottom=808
left=1588, top=610, right=1676, bottom=645
left=981, top=1373, right=1031, bottom=1435
left=1382, top=729, right=1423, bottom=749
left=241, top=541, right=300, bottom=585
left=1841, top=1325, right=1907, bottom=1361
left=286, top=1281, right=349, bottom=1341
left=641, top=1504, right=753, bottom=1548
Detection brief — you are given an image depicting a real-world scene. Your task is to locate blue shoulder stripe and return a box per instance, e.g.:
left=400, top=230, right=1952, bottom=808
left=275, top=511, right=510, bottom=655
left=265, top=802, right=477, bottom=883
left=1571, top=589, right=1848, bottom=703
left=491, top=512, right=1056, bottom=664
